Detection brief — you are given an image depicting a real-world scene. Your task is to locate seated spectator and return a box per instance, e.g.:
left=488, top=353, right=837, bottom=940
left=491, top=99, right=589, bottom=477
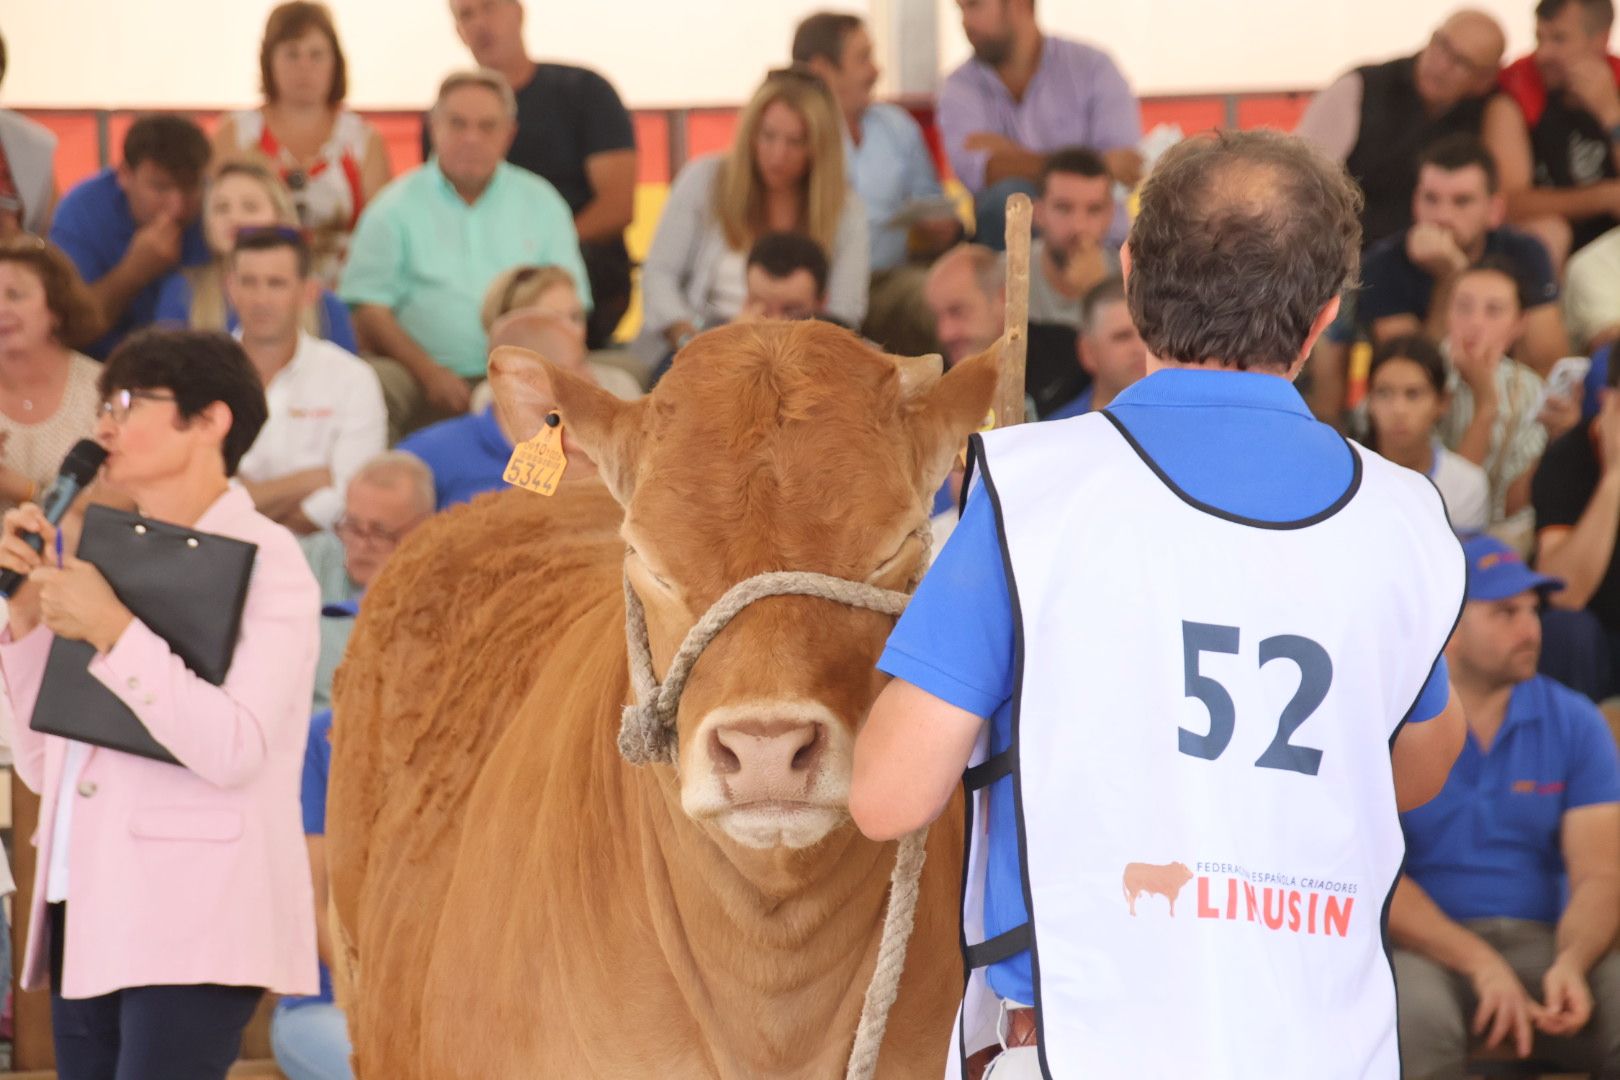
left=440, top=0, right=636, bottom=349
left=1486, top=0, right=1620, bottom=265
left=212, top=1, right=391, bottom=288
left=937, top=0, right=1140, bottom=250
left=402, top=268, right=623, bottom=510
left=1362, top=334, right=1492, bottom=531
left=341, top=69, right=589, bottom=433
left=634, top=70, right=867, bottom=373
left=49, top=114, right=211, bottom=359
left=793, top=12, right=957, bottom=354
left=1043, top=278, right=1143, bottom=419
left=1437, top=258, right=1549, bottom=522
left=298, top=451, right=432, bottom=712
left=1392, top=533, right=1620, bottom=1079
left=740, top=232, right=829, bottom=322
left=1532, top=357, right=1620, bottom=697
left=924, top=243, right=1086, bottom=417
left=0, top=30, right=58, bottom=239
left=1562, top=220, right=1620, bottom=349
left=1296, top=10, right=1505, bottom=247
left=1028, top=147, right=1119, bottom=331
left=154, top=160, right=356, bottom=351
left=232, top=227, right=386, bottom=534
left=1360, top=135, right=1565, bottom=374
left=0, top=240, right=105, bottom=510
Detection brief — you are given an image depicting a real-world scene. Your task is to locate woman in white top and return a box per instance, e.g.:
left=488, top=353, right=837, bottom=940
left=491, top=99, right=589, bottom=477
left=0, top=238, right=104, bottom=510
left=1362, top=334, right=1491, bottom=532
left=212, top=1, right=391, bottom=287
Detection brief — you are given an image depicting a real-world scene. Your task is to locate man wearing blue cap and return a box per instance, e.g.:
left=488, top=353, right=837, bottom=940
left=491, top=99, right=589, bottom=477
left=1392, top=533, right=1620, bottom=1080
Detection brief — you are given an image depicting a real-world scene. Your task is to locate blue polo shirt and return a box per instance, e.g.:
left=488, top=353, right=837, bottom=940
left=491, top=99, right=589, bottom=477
left=1401, top=674, right=1620, bottom=925
left=48, top=168, right=210, bottom=359
left=1041, top=385, right=1094, bottom=422
left=280, top=707, right=335, bottom=1011
left=878, top=367, right=1453, bottom=1005
left=398, top=405, right=512, bottom=511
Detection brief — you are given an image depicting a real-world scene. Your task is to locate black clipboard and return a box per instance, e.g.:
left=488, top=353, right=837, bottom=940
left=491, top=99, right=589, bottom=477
left=30, top=504, right=258, bottom=764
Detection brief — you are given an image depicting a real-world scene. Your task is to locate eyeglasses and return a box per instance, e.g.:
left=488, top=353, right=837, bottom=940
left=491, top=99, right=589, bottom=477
left=98, top=389, right=176, bottom=424
left=334, top=515, right=419, bottom=547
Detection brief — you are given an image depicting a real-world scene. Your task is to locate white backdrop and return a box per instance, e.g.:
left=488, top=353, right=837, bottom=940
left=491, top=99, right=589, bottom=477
left=0, top=0, right=1546, bottom=109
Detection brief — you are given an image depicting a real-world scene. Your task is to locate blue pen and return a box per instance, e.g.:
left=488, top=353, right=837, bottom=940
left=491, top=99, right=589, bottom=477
left=53, top=527, right=62, bottom=569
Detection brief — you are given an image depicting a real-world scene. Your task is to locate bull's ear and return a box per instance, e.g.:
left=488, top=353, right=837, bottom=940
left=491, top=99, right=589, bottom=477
left=488, top=346, right=645, bottom=503
left=902, top=341, right=1000, bottom=500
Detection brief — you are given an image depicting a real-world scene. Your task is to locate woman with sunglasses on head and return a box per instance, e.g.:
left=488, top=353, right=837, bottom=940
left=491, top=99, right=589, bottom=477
left=152, top=160, right=356, bottom=352
left=0, top=327, right=320, bottom=1080
left=211, top=1, right=390, bottom=288
left=0, top=239, right=106, bottom=511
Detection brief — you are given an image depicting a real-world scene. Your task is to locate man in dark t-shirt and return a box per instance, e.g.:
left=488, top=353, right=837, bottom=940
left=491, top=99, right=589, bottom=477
left=1360, top=134, right=1566, bottom=372
left=433, top=0, right=638, bottom=348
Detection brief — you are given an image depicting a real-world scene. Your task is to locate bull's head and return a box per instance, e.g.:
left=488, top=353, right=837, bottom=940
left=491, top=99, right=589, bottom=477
left=491, top=322, right=999, bottom=854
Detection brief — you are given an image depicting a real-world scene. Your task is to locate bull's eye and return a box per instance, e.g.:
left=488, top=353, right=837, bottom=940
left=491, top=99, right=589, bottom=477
left=868, top=534, right=917, bottom=582
left=629, top=550, right=675, bottom=593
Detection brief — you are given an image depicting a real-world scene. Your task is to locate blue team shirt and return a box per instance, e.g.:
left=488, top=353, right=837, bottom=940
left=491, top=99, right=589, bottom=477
left=1401, top=675, right=1620, bottom=925
left=397, top=405, right=513, bottom=511
left=48, top=168, right=210, bottom=359
left=1041, top=385, right=1095, bottom=422
left=152, top=272, right=358, bottom=354
left=878, top=368, right=1453, bottom=1004
left=280, top=708, right=335, bottom=1011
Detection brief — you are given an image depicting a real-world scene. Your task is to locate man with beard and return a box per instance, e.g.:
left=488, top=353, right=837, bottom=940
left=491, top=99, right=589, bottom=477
left=1486, top=0, right=1620, bottom=264
left=937, top=0, right=1140, bottom=252
left=1391, top=534, right=1620, bottom=1078
left=1027, top=147, right=1118, bottom=332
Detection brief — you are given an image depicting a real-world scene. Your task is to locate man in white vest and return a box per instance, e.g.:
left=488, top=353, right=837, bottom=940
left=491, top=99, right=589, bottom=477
left=851, top=130, right=1470, bottom=1080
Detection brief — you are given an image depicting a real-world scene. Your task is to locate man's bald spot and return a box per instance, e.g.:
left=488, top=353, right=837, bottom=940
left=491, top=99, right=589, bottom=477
left=1441, top=9, right=1507, bottom=67
left=927, top=243, right=1004, bottom=301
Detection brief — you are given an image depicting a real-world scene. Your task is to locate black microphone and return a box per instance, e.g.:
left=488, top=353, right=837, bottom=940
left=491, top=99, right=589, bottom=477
left=0, top=438, right=108, bottom=599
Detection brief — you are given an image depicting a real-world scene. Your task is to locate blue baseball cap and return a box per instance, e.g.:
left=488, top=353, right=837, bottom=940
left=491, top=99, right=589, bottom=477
left=1461, top=534, right=1564, bottom=602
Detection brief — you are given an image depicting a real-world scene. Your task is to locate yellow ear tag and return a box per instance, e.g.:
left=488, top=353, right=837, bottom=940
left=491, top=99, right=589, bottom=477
left=504, top=412, right=568, bottom=496
left=957, top=408, right=998, bottom=468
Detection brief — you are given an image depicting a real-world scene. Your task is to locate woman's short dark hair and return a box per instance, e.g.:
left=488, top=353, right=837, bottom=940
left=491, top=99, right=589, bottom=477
left=1457, top=254, right=1531, bottom=313
left=0, top=239, right=104, bottom=349
left=1369, top=333, right=1448, bottom=396
left=261, top=1, right=348, bottom=106
left=98, top=330, right=268, bottom=477
left=1126, top=130, right=1362, bottom=372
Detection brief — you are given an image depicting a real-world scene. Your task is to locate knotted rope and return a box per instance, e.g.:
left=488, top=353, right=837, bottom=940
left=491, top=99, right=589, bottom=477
left=617, top=533, right=932, bottom=1080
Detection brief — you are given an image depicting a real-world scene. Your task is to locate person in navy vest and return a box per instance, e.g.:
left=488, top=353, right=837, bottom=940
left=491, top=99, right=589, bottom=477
left=852, top=130, right=1468, bottom=1079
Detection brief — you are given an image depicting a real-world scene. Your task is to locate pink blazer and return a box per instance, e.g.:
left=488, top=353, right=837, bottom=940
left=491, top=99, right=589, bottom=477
left=0, top=487, right=320, bottom=999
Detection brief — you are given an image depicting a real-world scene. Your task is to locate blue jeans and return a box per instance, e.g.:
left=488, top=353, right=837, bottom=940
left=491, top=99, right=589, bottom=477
left=271, top=1001, right=354, bottom=1080
left=973, top=178, right=1040, bottom=252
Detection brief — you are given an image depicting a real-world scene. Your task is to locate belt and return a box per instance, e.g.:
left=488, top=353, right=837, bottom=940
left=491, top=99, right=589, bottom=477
left=964, top=1007, right=1037, bottom=1080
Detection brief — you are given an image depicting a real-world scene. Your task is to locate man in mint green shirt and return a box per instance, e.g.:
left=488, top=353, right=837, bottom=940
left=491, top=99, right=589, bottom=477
left=341, top=68, right=590, bottom=434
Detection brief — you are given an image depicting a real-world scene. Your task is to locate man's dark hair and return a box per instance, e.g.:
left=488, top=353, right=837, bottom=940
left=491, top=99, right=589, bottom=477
left=1040, top=146, right=1111, bottom=197
left=231, top=225, right=313, bottom=279
left=121, top=115, right=211, bottom=188
left=98, top=329, right=269, bottom=477
left=1458, top=253, right=1531, bottom=312
left=746, top=232, right=830, bottom=297
left=1535, top=0, right=1614, bottom=33
left=1417, top=134, right=1500, bottom=195
left=1081, top=276, right=1127, bottom=332
left=1126, top=130, right=1362, bottom=372
left=791, top=12, right=864, bottom=67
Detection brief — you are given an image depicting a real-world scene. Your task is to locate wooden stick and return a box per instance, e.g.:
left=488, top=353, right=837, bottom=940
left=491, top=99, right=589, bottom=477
left=998, top=193, right=1033, bottom=427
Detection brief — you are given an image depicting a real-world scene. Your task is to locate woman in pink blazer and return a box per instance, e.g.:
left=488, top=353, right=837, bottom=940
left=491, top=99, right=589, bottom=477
left=0, top=328, right=320, bottom=1080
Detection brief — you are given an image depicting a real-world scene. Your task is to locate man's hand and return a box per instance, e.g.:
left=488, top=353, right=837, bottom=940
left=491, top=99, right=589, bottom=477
left=30, top=555, right=132, bottom=654
left=1470, top=952, right=1542, bottom=1058
left=1537, top=956, right=1594, bottom=1036
left=125, top=213, right=183, bottom=282
left=1063, top=236, right=1112, bottom=297
left=420, top=365, right=472, bottom=415
left=1566, top=55, right=1620, bottom=130
left=1539, top=383, right=1584, bottom=441
left=1406, top=223, right=1469, bottom=279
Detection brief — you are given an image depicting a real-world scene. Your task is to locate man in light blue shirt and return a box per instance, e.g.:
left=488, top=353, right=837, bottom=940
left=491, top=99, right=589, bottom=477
left=341, top=69, right=589, bottom=434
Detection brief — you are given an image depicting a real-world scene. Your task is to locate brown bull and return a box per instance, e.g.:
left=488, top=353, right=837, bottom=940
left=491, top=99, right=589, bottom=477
left=1122, top=861, right=1195, bottom=916
left=327, top=321, right=1001, bottom=1078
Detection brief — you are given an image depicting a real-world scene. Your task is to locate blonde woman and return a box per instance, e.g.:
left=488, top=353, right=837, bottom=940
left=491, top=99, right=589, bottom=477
left=634, top=69, right=868, bottom=371
left=153, top=160, right=356, bottom=351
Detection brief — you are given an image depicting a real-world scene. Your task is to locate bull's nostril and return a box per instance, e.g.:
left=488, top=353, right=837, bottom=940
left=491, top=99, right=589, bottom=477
left=708, top=727, right=741, bottom=775
left=790, top=724, right=823, bottom=772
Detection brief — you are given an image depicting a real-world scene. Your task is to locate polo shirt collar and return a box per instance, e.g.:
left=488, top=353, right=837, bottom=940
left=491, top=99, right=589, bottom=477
left=1109, top=367, right=1313, bottom=418
left=1498, top=679, right=1547, bottom=741
left=429, top=158, right=505, bottom=206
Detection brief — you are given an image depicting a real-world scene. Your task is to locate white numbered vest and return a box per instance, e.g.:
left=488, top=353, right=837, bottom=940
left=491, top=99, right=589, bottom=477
left=947, top=412, right=1465, bottom=1080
